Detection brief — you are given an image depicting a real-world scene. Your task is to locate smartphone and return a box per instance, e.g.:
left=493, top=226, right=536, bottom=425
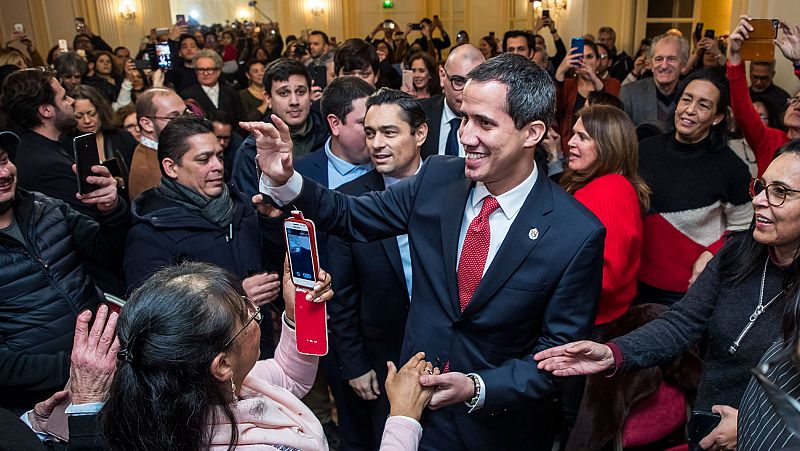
left=14, top=23, right=24, bottom=33
left=742, top=19, right=779, bottom=61
left=155, top=43, right=172, bottom=71
left=75, top=17, right=86, bottom=33
left=542, top=9, right=550, bottom=18
left=43, top=390, right=70, bottom=441
left=134, top=59, right=150, bottom=71
left=570, top=37, right=585, bottom=65
left=73, top=133, right=101, bottom=195
left=384, top=20, right=395, bottom=30
left=694, top=22, right=704, bottom=42
left=310, top=64, right=328, bottom=91
left=58, top=39, right=69, bottom=53
left=284, top=214, right=327, bottom=356
left=410, top=23, right=423, bottom=31
left=402, top=69, right=413, bottom=88
left=489, top=31, right=495, bottom=38
left=687, top=411, right=721, bottom=446
left=703, top=29, right=715, bottom=39
left=176, top=14, right=186, bottom=25
left=102, top=157, right=122, bottom=178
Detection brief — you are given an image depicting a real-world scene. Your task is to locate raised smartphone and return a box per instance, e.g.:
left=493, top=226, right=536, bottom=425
left=284, top=213, right=327, bottom=355
left=155, top=43, right=172, bottom=70
left=570, top=37, right=585, bottom=65
left=73, top=133, right=101, bottom=195
left=58, top=39, right=69, bottom=54
left=742, top=19, right=779, bottom=61
left=14, top=23, right=24, bottom=33
left=402, top=69, right=413, bottom=89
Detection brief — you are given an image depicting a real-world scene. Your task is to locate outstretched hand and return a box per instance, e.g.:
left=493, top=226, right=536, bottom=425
left=534, top=340, right=615, bottom=376
left=70, top=304, right=119, bottom=404
left=240, top=115, right=295, bottom=186
left=385, top=352, right=439, bottom=419
left=419, top=370, right=474, bottom=410
left=776, top=20, right=800, bottom=63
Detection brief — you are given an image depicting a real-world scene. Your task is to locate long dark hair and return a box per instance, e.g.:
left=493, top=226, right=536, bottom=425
left=70, top=84, right=114, bottom=132
left=406, top=52, right=442, bottom=96
left=102, top=262, right=250, bottom=451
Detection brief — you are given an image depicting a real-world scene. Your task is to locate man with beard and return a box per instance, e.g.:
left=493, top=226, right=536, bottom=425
left=0, top=130, right=129, bottom=412
left=127, top=87, right=187, bottom=200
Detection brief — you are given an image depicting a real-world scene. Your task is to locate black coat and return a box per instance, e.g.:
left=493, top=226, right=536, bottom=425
left=0, top=189, right=130, bottom=411
left=180, top=82, right=245, bottom=124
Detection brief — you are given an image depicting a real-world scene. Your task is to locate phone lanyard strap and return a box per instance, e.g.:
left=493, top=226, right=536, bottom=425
left=290, top=210, right=304, bottom=220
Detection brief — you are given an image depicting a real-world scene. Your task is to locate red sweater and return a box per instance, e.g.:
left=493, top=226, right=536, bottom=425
left=727, top=61, right=789, bottom=176
left=574, top=174, right=642, bottom=324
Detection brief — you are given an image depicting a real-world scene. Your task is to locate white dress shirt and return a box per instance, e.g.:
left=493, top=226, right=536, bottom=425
left=201, top=83, right=220, bottom=108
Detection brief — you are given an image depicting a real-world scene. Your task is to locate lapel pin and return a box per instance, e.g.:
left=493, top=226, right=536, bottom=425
left=529, top=228, right=539, bottom=240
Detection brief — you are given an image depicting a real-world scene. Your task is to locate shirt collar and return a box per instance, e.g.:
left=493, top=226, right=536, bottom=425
left=140, top=136, right=158, bottom=150
left=324, top=138, right=371, bottom=176
left=442, top=98, right=459, bottom=123
left=471, top=164, right=538, bottom=221
left=382, top=160, right=422, bottom=186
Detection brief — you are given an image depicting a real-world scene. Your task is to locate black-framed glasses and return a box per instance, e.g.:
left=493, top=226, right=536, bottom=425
left=442, top=68, right=467, bottom=91
left=750, top=177, right=800, bottom=207
left=145, top=108, right=195, bottom=121
left=223, top=296, right=263, bottom=349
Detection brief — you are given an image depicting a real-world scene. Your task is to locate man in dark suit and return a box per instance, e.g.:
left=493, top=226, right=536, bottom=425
left=328, top=89, right=427, bottom=446
left=180, top=49, right=244, bottom=125
left=245, top=53, right=605, bottom=450
left=419, top=44, right=484, bottom=160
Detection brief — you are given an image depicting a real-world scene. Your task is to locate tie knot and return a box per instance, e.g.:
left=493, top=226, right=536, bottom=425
left=478, top=196, right=500, bottom=219
left=449, top=117, right=461, bottom=131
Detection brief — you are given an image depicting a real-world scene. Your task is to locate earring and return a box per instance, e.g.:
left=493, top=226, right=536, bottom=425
left=230, top=371, right=238, bottom=403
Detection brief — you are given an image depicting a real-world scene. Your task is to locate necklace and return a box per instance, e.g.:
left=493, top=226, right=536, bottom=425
left=729, top=256, right=785, bottom=354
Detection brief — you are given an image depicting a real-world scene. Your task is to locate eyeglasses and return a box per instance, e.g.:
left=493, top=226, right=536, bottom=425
left=195, top=67, right=220, bottom=74
left=74, top=109, right=98, bottom=120
left=750, top=177, right=800, bottom=207
left=442, top=68, right=467, bottom=91
left=223, top=296, right=263, bottom=349
left=788, top=96, right=800, bottom=107
left=145, top=108, right=195, bottom=121
left=598, top=54, right=609, bottom=60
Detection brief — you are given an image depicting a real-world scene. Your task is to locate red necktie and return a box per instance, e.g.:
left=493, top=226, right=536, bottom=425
left=457, top=196, right=500, bottom=312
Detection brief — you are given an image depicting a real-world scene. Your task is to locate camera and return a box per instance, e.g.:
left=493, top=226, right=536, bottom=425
left=294, top=42, right=308, bottom=58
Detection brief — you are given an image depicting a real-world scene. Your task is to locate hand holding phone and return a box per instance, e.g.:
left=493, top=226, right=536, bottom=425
left=73, top=133, right=102, bottom=195
left=570, top=37, right=585, bottom=66
left=284, top=213, right=327, bottom=356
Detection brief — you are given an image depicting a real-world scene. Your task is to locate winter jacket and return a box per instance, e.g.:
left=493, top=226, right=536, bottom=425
left=0, top=189, right=130, bottom=411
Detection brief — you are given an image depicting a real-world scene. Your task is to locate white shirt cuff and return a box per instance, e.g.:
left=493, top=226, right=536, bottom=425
left=20, top=411, right=48, bottom=440
left=465, top=372, right=486, bottom=413
left=65, top=402, right=104, bottom=416
left=258, top=171, right=303, bottom=206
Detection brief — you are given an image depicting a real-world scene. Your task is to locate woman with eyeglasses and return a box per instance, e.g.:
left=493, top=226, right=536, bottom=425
left=401, top=52, right=441, bottom=100
left=536, top=70, right=794, bottom=450
left=66, top=84, right=136, bottom=195
left=554, top=40, right=621, bottom=151
left=727, top=16, right=800, bottom=178
left=103, top=261, right=438, bottom=450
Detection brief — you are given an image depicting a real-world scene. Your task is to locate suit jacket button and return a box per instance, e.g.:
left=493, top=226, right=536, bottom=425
left=452, top=321, right=462, bottom=332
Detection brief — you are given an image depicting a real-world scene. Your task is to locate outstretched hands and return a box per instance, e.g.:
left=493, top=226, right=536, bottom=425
left=385, top=352, right=439, bottom=420
left=534, top=340, right=616, bottom=377
left=240, top=114, right=295, bottom=186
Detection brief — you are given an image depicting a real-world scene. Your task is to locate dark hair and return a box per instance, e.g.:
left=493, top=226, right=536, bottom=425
left=596, top=42, right=611, bottom=56
left=467, top=52, right=555, bottom=129
left=70, top=84, right=114, bottom=131
left=103, top=262, right=249, bottom=451
left=321, top=76, right=375, bottom=124
left=0, top=67, right=58, bottom=129
left=113, top=46, right=130, bottom=55
left=583, top=40, right=599, bottom=58
left=587, top=90, right=624, bottom=110
left=406, top=52, right=442, bottom=96
left=365, top=88, right=427, bottom=131
left=263, top=58, right=311, bottom=95
left=371, top=39, right=395, bottom=64
left=243, top=59, right=266, bottom=74
left=480, top=36, right=499, bottom=58
left=157, top=115, right=215, bottom=176
left=668, top=67, right=730, bottom=150
left=310, top=30, right=329, bottom=45
left=750, top=93, right=784, bottom=131
left=334, top=39, right=380, bottom=76
left=207, top=109, right=233, bottom=126
left=93, top=50, right=123, bottom=79
left=72, top=33, right=92, bottom=51
left=560, top=105, right=651, bottom=212
left=113, top=103, right=137, bottom=129
left=0, top=64, right=20, bottom=89
left=502, top=30, right=535, bottom=53
left=55, top=52, right=89, bottom=79
left=180, top=34, right=199, bottom=48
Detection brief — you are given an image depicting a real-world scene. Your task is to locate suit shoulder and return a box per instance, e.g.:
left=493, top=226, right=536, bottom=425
left=337, top=170, right=381, bottom=195
left=546, top=179, right=605, bottom=232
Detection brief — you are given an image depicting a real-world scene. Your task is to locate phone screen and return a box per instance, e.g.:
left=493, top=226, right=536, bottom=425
left=402, top=69, right=413, bottom=89
left=73, top=133, right=101, bottom=195
left=14, top=23, right=24, bottom=33
left=155, top=43, right=172, bottom=70
left=176, top=14, right=186, bottom=25
left=58, top=39, right=69, bottom=53
left=286, top=226, right=316, bottom=288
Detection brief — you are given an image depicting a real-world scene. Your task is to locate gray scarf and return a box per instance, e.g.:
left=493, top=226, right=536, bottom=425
left=156, top=177, right=235, bottom=229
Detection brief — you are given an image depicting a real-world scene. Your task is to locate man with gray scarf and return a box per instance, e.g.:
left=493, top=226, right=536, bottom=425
left=123, top=115, right=285, bottom=357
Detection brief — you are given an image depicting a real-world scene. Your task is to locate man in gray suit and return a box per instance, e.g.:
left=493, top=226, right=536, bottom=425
left=619, top=34, right=688, bottom=128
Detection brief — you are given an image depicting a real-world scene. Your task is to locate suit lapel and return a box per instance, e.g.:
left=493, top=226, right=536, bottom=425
left=441, top=175, right=474, bottom=319
left=462, top=172, right=555, bottom=316
left=363, top=172, right=408, bottom=292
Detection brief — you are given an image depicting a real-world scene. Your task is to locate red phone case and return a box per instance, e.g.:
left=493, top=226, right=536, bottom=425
left=285, top=212, right=327, bottom=356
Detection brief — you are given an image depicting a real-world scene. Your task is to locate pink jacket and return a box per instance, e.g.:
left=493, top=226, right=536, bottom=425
left=209, top=319, right=422, bottom=450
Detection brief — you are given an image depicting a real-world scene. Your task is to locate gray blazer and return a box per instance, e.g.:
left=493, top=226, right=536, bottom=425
left=620, top=78, right=659, bottom=126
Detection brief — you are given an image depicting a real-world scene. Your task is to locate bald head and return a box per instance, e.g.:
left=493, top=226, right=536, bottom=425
left=440, top=44, right=485, bottom=114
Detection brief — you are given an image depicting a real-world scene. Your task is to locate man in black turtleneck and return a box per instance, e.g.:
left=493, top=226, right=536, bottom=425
left=231, top=58, right=330, bottom=198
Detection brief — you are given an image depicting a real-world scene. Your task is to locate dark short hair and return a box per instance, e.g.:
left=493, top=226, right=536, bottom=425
left=467, top=52, right=555, bottom=129
left=0, top=67, right=58, bottom=130
left=113, top=46, right=130, bottom=55
left=70, top=84, right=114, bottom=131
left=179, top=34, right=199, bottom=48
left=243, top=59, right=266, bottom=73
left=157, top=115, right=215, bottom=176
left=55, top=52, right=88, bottom=78
left=334, top=39, right=380, bottom=76
left=310, top=30, right=329, bottom=45
left=502, top=30, right=535, bottom=53
left=207, top=109, right=233, bottom=126
left=365, top=88, right=426, bottom=132
left=263, top=58, right=311, bottom=95
left=321, top=76, right=375, bottom=124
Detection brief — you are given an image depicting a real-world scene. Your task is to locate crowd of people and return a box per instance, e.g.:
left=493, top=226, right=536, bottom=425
left=1, top=9, right=800, bottom=451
